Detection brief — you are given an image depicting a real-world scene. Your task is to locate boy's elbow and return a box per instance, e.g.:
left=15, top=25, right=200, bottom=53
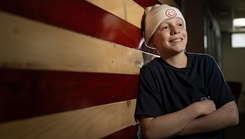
left=141, top=125, right=170, bottom=139
left=140, top=117, right=160, bottom=139
left=141, top=127, right=157, bottom=139
left=140, top=123, right=165, bottom=139
left=229, top=101, right=239, bottom=126
left=231, top=112, right=239, bottom=126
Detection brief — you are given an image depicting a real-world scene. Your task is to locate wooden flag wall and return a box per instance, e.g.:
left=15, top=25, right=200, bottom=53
left=0, top=0, right=177, bottom=138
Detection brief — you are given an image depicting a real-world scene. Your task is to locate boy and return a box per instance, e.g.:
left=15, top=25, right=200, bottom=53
left=135, top=4, right=239, bottom=139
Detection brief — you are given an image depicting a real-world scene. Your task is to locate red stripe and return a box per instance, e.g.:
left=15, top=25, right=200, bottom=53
left=0, top=0, right=141, bottom=49
left=133, top=0, right=181, bottom=9
left=102, top=124, right=138, bottom=139
left=133, top=0, right=160, bottom=8
left=0, top=68, right=138, bottom=123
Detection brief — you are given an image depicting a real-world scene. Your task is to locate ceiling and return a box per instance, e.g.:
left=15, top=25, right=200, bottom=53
left=208, top=0, right=245, bottom=32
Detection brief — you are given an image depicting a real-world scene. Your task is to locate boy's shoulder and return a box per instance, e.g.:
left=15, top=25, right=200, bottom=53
left=187, top=52, right=214, bottom=61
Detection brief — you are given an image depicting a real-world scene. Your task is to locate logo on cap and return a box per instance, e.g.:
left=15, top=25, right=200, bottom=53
left=165, top=9, right=177, bottom=17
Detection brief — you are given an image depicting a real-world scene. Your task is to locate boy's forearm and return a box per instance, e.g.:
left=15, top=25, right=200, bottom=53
left=140, top=102, right=206, bottom=139
left=178, top=101, right=239, bottom=136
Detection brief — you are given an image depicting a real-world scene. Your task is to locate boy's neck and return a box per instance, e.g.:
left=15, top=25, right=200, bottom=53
left=162, top=52, right=188, bottom=68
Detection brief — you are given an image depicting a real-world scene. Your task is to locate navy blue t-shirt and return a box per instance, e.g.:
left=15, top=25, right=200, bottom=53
left=135, top=53, right=235, bottom=139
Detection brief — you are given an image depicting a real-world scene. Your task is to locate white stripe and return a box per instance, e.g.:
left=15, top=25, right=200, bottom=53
left=86, top=0, right=144, bottom=28
left=0, top=99, right=137, bottom=139
left=0, top=12, right=156, bottom=74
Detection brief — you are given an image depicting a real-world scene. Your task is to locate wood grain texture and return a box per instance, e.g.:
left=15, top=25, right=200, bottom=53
left=86, top=0, right=144, bottom=28
left=133, top=0, right=178, bottom=8
left=0, top=11, right=155, bottom=74
left=102, top=124, right=138, bottom=139
left=0, top=99, right=137, bottom=139
left=0, top=68, right=138, bottom=123
left=0, top=0, right=142, bottom=50
left=0, top=0, right=163, bottom=138
left=133, top=0, right=160, bottom=8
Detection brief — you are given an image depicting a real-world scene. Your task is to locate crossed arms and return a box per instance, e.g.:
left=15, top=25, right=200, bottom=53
left=140, top=100, right=239, bottom=139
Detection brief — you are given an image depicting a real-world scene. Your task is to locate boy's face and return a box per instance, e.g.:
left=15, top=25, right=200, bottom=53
left=149, top=17, right=187, bottom=57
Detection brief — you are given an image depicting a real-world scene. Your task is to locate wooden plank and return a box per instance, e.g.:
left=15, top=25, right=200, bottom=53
left=158, top=0, right=179, bottom=7
left=133, top=0, right=160, bottom=8
left=0, top=11, right=157, bottom=74
left=0, top=99, right=137, bottom=139
left=0, top=0, right=142, bottom=50
left=86, top=0, right=144, bottom=28
left=0, top=68, right=138, bottom=123
left=102, top=124, right=138, bottom=139
left=133, top=0, right=178, bottom=8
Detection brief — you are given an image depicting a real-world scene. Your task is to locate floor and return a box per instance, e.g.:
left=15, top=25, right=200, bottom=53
left=224, top=113, right=245, bottom=139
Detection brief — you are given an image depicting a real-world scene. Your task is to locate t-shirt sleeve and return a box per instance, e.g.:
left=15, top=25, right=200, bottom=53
left=206, top=56, right=235, bottom=108
left=134, top=66, right=163, bottom=120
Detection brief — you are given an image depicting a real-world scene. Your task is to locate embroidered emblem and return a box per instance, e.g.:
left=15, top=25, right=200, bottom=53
left=165, top=9, right=177, bottom=17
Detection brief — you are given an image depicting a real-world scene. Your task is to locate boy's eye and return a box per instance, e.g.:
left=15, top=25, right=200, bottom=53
left=160, top=26, right=169, bottom=30
left=178, top=23, right=183, bottom=26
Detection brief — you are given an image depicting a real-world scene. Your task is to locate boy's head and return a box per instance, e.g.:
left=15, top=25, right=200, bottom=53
left=143, top=4, right=186, bottom=45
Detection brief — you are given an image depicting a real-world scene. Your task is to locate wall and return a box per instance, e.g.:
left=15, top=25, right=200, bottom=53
left=0, top=0, right=208, bottom=138
left=0, top=0, right=177, bottom=138
left=221, top=32, right=245, bottom=113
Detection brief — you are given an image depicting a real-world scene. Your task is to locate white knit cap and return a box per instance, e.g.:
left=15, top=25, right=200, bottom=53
left=144, top=4, right=186, bottom=45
